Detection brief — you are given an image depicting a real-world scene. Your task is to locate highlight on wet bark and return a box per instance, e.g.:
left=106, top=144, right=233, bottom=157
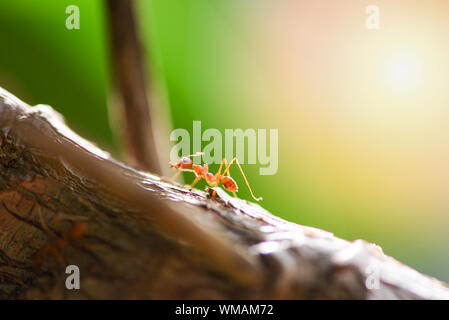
left=0, top=86, right=449, bottom=299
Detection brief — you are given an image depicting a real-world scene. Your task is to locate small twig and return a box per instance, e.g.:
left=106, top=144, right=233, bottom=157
left=106, top=0, right=161, bottom=174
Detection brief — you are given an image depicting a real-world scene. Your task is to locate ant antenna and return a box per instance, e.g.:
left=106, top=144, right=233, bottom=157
left=170, top=152, right=204, bottom=167
left=222, top=158, right=263, bottom=201
left=184, top=152, right=204, bottom=158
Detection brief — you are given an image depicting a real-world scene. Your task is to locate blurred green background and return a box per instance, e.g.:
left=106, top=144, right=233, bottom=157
left=0, top=0, right=448, bottom=282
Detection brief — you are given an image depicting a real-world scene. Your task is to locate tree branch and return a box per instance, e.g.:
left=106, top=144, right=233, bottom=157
left=0, top=87, right=448, bottom=299
left=105, top=0, right=161, bottom=174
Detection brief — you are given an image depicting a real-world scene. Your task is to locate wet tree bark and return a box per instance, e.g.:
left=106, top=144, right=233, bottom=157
left=0, top=87, right=448, bottom=299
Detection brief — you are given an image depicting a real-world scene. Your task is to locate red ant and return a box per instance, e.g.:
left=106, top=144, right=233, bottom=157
left=30, top=206, right=88, bottom=269
left=32, top=223, right=88, bottom=269
left=170, top=152, right=262, bottom=201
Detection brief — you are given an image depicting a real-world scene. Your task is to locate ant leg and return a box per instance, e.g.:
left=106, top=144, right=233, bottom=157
left=189, top=177, right=200, bottom=189
left=37, top=206, right=58, bottom=238
left=225, top=159, right=232, bottom=178
left=233, top=192, right=238, bottom=199
left=207, top=158, right=225, bottom=188
left=214, top=158, right=227, bottom=179
left=171, top=168, right=194, bottom=180
left=213, top=158, right=232, bottom=187
left=222, top=158, right=263, bottom=201
left=36, top=208, right=67, bottom=268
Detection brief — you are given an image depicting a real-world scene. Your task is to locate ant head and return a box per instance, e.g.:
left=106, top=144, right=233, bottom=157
left=180, top=157, right=193, bottom=168
left=170, top=156, right=193, bottom=169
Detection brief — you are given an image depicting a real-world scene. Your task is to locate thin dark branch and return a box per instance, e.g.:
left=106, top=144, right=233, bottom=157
left=105, top=0, right=161, bottom=174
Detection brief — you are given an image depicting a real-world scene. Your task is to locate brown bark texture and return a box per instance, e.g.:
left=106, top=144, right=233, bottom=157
left=0, top=87, right=448, bottom=300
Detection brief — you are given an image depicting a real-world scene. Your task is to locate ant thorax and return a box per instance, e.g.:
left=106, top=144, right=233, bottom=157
left=205, top=172, right=217, bottom=186
left=192, top=164, right=204, bottom=178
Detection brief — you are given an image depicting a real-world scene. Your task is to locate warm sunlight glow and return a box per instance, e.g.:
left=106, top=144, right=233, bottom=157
left=385, top=53, right=422, bottom=91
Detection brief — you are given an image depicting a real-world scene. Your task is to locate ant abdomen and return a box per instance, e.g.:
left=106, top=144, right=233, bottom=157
left=221, top=176, right=237, bottom=193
